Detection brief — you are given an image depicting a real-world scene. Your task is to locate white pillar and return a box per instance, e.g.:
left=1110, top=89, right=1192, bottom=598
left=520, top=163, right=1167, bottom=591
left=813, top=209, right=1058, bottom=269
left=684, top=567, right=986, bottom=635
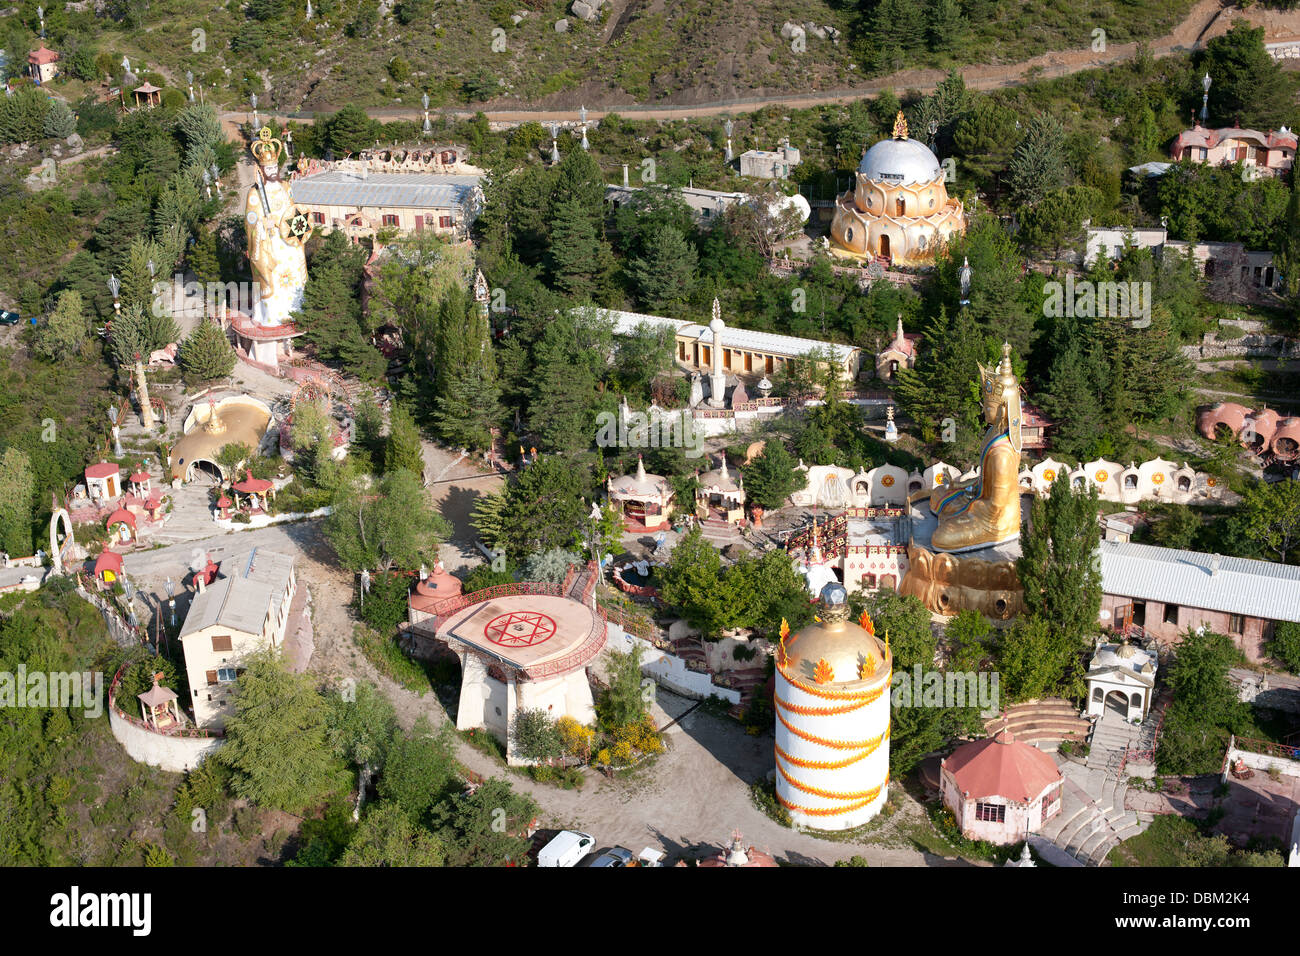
left=708, top=298, right=726, bottom=408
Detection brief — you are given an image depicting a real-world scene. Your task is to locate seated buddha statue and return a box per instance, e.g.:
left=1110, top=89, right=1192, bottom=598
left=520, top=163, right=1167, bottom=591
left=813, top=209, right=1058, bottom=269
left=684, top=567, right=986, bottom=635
left=914, top=342, right=1024, bottom=552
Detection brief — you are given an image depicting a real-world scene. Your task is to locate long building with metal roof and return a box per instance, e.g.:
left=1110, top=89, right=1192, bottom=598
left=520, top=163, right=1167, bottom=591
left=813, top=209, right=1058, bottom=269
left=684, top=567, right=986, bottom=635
left=289, top=169, right=484, bottom=241
left=1099, top=540, right=1300, bottom=661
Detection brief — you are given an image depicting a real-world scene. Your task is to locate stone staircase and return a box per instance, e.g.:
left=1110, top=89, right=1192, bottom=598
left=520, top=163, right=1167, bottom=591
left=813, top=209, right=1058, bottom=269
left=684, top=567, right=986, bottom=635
left=985, top=699, right=1090, bottom=746
left=1039, top=762, right=1148, bottom=866
left=1086, top=711, right=1143, bottom=775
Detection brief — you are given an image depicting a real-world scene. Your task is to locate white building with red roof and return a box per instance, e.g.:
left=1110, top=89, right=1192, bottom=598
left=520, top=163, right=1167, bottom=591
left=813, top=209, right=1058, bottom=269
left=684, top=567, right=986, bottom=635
left=1171, top=122, right=1296, bottom=178
left=27, top=46, right=59, bottom=85
left=940, top=728, right=1063, bottom=845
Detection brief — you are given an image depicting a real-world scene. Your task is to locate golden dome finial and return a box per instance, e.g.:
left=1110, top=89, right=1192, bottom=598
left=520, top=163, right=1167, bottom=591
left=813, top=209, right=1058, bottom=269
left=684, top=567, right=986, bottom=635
left=892, top=111, right=909, bottom=140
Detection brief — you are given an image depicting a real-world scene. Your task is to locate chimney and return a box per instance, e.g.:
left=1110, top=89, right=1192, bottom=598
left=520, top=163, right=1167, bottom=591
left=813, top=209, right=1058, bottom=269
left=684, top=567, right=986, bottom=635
left=196, top=575, right=205, bottom=594
left=622, top=163, right=629, bottom=187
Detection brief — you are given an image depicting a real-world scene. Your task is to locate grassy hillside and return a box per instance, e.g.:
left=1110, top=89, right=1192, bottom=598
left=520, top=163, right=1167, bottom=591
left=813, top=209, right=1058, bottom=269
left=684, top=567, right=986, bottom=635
left=30, top=0, right=1198, bottom=112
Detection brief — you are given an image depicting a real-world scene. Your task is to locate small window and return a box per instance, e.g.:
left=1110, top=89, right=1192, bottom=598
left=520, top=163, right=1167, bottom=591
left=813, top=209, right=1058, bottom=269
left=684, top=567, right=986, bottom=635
left=439, top=215, right=453, bottom=229
left=382, top=214, right=399, bottom=227
left=1163, top=604, right=1179, bottom=626
left=217, top=667, right=237, bottom=683
left=312, top=211, right=325, bottom=224
left=211, top=635, right=232, bottom=652
left=974, top=802, right=1005, bottom=823
left=1229, top=614, right=1244, bottom=635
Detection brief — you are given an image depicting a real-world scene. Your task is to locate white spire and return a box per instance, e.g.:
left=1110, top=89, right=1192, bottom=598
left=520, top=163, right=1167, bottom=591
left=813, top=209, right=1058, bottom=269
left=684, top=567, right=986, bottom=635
left=636, top=454, right=647, bottom=483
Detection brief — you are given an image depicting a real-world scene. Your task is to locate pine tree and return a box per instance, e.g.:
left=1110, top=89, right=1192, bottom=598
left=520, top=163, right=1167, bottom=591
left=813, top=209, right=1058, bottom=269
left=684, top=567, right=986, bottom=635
left=384, top=403, right=426, bottom=479
left=529, top=345, right=597, bottom=458
left=35, top=289, right=89, bottom=362
left=743, top=439, right=803, bottom=511
left=928, top=0, right=967, bottom=54
left=432, top=363, right=502, bottom=451
left=545, top=198, right=615, bottom=299
left=43, top=99, right=76, bottom=139
left=178, top=319, right=236, bottom=381
left=107, top=303, right=180, bottom=369
left=629, top=225, right=697, bottom=312
left=1007, top=112, right=1066, bottom=207
left=187, top=228, right=222, bottom=285
left=1016, top=474, right=1102, bottom=648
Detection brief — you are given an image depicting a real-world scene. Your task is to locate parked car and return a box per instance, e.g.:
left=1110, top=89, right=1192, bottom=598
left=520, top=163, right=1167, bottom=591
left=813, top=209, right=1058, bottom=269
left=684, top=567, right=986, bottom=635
left=589, top=847, right=635, bottom=868
left=537, top=830, right=595, bottom=868
left=0, top=310, right=20, bottom=325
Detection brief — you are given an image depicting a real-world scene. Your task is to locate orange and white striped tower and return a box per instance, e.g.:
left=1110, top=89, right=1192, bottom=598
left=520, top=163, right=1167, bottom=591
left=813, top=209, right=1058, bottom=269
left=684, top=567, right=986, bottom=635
left=774, top=582, right=891, bottom=830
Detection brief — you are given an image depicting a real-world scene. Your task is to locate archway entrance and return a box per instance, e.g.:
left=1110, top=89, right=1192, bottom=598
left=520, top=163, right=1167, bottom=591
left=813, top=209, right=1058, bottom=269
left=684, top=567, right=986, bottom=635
left=188, top=459, right=224, bottom=485
left=49, top=508, right=75, bottom=574
left=1104, top=690, right=1128, bottom=716
left=879, top=235, right=890, bottom=258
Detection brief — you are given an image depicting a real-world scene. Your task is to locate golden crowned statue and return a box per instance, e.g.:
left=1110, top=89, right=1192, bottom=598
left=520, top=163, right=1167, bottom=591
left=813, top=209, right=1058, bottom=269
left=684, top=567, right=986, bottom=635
left=245, top=127, right=312, bottom=326
left=899, top=342, right=1026, bottom=618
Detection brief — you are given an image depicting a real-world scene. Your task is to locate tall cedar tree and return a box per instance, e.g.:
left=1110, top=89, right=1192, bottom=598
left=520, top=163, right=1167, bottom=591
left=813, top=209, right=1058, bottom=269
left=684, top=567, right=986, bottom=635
left=1016, top=474, right=1102, bottom=648
left=384, top=402, right=425, bottom=478
left=177, top=319, right=236, bottom=381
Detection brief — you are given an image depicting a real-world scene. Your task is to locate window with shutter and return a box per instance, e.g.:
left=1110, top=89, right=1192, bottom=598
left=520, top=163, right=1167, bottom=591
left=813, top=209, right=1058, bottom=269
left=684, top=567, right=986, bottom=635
left=205, top=670, right=218, bottom=685
left=211, top=635, right=232, bottom=652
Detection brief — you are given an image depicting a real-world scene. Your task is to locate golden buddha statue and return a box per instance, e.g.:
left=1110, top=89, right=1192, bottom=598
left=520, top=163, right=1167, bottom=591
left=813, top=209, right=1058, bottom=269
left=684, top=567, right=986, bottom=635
left=899, top=343, right=1027, bottom=618
left=245, top=127, right=311, bottom=327
left=917, top=342, right=1023, bottom=552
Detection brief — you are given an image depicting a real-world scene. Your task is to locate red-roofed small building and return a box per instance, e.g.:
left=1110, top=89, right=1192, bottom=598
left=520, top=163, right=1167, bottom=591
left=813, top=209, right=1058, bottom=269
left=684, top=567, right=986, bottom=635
left=106, top=508, right=137, bottom=545
left=693, top=831, right=778, bottom=867
left=1020, top=403, right=1053, bottom=451
left=85, top=462, right=122, bottom=502
left=875, top=316, right=919, bottom=381
left=408, top=562, right=463, bottom=623
left=940, top=728, right=1063, bottom=845
left=27, top=46, right=59, bottom=85
left=93, top=549, right=123, bottom=585
left=1171, top=123, right=1296, bottom=178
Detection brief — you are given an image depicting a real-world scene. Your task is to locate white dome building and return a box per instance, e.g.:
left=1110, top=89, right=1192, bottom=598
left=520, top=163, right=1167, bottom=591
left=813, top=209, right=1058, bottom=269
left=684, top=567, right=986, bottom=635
left=830, top=112, right=966, bottom=265
left=774, top=582, right=892, bottom=830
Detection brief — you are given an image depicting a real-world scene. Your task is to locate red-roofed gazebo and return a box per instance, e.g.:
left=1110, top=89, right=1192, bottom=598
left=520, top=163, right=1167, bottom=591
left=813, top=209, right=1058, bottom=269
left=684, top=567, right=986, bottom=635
left=93, top=549, right=123, bottom=585
left=939, top=729, right=1063, bottom=845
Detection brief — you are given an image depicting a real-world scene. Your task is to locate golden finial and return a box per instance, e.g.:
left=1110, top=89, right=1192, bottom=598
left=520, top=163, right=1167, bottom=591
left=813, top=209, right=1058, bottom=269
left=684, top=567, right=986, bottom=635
left=813, top=658, right=834, bottom=684
left=892, top=111, right=909, bottom=140
left=998, top=341, right=1016, bottom=387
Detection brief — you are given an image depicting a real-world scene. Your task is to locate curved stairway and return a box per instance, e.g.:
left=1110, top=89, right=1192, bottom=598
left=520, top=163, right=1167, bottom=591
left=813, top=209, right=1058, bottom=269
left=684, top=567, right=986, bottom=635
left=984, top=699, right=1090, bottom=746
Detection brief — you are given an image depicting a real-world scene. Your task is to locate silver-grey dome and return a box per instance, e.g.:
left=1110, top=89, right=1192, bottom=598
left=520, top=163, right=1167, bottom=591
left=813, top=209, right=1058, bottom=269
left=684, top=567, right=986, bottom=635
left=857, top=137, right=942, bottom=186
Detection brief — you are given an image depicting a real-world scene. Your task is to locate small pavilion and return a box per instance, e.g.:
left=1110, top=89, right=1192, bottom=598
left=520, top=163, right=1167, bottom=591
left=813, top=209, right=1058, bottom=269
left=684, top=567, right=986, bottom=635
left=132, top=82, right=162, bottom=108
left=128, top=465, right=152, bottom=498
left=230, top=469, right=275, bottom=513
left=93, top=549, right=123, bottom=586
left=138, top=675, right=182, bottom=731
left=693, top=831, right=778, bottom=867
left=106, top=507, right=137, bottom=545
left=608, top=455, right=675, bottom=532
left=696, top=455, right=745, bottom=525
left=875, top=316, right=919, bottom=381
left=1084, top=640, right=1157, bottom=722
left=940, top=728, right=1063, bottom=845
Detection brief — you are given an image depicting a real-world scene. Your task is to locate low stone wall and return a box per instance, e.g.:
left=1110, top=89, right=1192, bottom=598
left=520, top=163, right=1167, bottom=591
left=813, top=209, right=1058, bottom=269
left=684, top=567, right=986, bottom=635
left=214, top=505, right=331, bottom=530
left=1223, top=737, right=1300, bottom=781
left=108, top=706, right=223, bottom=773
left=605, top=625, right=742, bottom=704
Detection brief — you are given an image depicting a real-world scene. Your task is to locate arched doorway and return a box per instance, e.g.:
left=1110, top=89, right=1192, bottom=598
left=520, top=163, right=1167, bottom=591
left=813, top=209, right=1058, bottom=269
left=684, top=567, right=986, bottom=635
left=879, top=235, right=890, bottom=258
left=1104, top=690, right=1128, bottom=716
left=188, top=459, right=224, bottom=485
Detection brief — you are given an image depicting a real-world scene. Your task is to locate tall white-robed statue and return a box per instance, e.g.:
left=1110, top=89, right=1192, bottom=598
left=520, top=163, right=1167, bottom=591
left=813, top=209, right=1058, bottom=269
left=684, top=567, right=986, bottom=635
left=245, top=127, right=312, bottom=326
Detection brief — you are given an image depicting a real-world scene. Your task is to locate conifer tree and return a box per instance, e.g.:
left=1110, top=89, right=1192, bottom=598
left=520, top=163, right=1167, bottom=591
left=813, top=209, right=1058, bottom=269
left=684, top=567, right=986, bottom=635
left=1015, top=474, right=1102, bottom=648
left=546, top=198, right=615, bottom=299
left=178, top=319, right=236, bottom=381
left=384, top=402, right=426, bottom=479
left=629, top=225, right=697, bottom=312
left=1007, top=112, right=1066, bottom=207
left=35, top=289, right=89, bottom=362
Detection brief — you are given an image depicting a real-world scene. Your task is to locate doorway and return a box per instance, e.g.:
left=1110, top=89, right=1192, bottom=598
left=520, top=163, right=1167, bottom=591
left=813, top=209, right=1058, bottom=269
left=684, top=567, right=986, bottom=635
left=879, top=235, right=890, bottom=258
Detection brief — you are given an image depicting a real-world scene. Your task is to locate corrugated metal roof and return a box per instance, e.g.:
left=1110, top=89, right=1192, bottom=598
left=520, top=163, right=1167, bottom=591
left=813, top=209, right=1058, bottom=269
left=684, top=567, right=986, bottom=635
left=291, top=171, right=481, bottom=210
left=1099, top=540, right=1300, bottom=623
left=180, top=547, right=295, bottom=638
left=601, top=308, right=858, bottom=364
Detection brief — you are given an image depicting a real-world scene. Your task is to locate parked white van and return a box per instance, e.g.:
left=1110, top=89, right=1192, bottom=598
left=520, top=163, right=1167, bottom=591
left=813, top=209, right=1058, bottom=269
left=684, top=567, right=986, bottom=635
left=537, top=831, right=596, bottom=867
